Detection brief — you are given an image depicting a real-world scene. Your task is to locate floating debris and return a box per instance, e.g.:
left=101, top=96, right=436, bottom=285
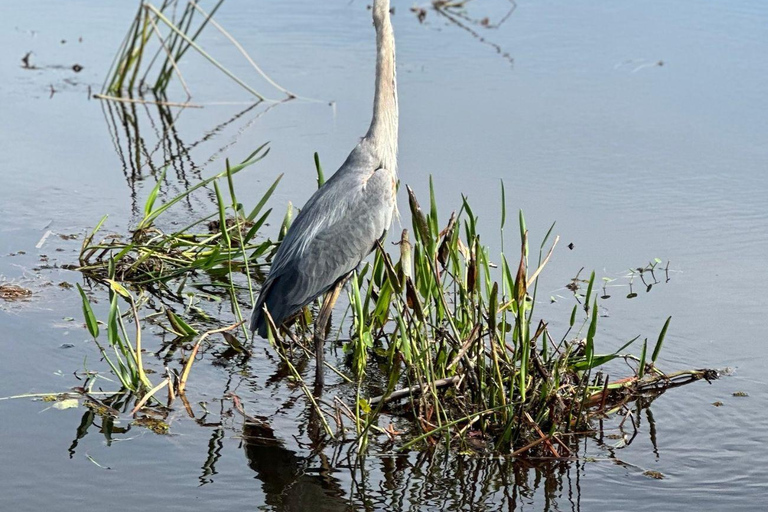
left=0, top=284, right=32, bottom=301
left=52, top=398, right=79, bottom=410
left=133, top=416, right=170, bottom=434
left=21, top=51, right=36, bottom=69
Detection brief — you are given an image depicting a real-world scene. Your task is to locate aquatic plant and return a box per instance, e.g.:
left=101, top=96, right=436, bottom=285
left=73, top=150, right=715, bottom=455
left=293, top=179, right=718, bottom=455
left=78, top=143, right=279, bottom=294
left=102, top=0, right=296, bottom=102
left=75, top=142, right=283, bottom=406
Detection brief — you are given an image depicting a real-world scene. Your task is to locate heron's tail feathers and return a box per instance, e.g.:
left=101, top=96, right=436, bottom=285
left=250, top=277, right=294, bottom=339
left=249, top=303, right=269, bottom=338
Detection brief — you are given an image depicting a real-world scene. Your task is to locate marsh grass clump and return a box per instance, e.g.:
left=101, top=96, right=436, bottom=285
left=72, top=152, right=715, bottom=454
left=317, top=179, right=718, bottom=455
left=78, top=144, right=279, bottom=293
left=74, top=143, right=281, bottom=410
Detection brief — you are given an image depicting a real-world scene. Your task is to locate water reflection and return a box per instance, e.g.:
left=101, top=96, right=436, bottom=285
left=199, top=426, right=224, bottom=486
left=430, top=0, right=517, bottom=68
left=67, top=391, right=133, bottom=458
left=99, top=94, right=285, bottom=215
left=59, top=367, right=674, bottom=511
left=358, top=453, right=584, bottom=511
left=101, top=96, right=200, bottom=212
left=239, top=423, right=590, bottom=511
left=232, top=380, right=669, bottom=510
left=242, top=420, right=350, bottom=511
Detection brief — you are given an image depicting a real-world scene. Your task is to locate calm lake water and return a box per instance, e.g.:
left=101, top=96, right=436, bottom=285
left=1, top=1, right=767, bottom=510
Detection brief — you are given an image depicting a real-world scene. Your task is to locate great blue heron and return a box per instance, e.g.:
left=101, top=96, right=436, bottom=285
left=250, top=0, right=398, bottom=382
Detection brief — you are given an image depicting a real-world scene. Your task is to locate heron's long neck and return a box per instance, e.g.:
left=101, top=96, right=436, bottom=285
left=367, top=0, right=398, bottom=173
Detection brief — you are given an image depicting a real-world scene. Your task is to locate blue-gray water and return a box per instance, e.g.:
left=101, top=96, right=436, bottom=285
left=1, top=1, right=767, bottom=510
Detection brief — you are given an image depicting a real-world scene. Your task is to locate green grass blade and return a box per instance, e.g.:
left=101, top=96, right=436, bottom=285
left=246, top=173, right=282, bottom=221
left=243, top=208, right=272, bottom=245
left=314, top=152, right=325, bottom=188
left=144, top=167, right=168, bottom=223
left=428, top=175, right=438, bottom=238
left=585, top=298, right=598, bottom=361
left=213, top=181, right=231, bottom=248
left=166, top=309, right=198, bottom=336
left=500, top=179, right=506, bottom=231
left=652, top=316, right=671, bottom=363
left=584, top=271, right=595, bottom=311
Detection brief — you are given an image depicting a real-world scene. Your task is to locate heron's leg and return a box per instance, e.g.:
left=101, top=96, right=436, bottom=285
left=313, top=278, right=346, bottom=386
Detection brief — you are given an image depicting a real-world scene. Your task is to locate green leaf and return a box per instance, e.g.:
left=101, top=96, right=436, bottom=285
left=396, top=311, right=411, bottom=363
left=138, top=143, right=269, bottom=230
left=242, top=209, right=272, bottom=245
left=107, top=291, right=120, bottom=347
left=246, top=173, right=283, bottom=221
left=278, top=202, right=293, bottom=241
left=214, top=181, right=231, bottom=248
left=500, top=179, right=506, bottom=230
left=571, top=336, right=639, bottom=371
left=143, top=168, right=167, bottom=221
left=572, top=353, right=618, bottom=371
left=107, top=279, right=131, bottom=299
left=76, top=284, right=99, bottom=339
left=428, top=175, right=438, bottom=237
left=584, top=271, right=595, bottom=311
left=585, top=298, right=598, bottom=361
left=540, top=221, right=556, bottom=250
left=222, top=331, right=245, bottom=353
left=225, top=158, right=238, bottom=207
left=652, top=316, right=671, bottom=363
left=166, top=308, right=198, bottom=336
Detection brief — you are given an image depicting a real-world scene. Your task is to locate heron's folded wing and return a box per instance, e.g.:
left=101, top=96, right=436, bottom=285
left=275, top=168, right=395, bottom=314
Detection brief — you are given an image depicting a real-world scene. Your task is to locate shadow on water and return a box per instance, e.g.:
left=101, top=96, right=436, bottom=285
left=242, top=420, right=350, bottom=511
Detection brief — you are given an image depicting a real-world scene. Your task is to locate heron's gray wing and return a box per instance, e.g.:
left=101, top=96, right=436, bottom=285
left=251, top=165, right=395, bottom=335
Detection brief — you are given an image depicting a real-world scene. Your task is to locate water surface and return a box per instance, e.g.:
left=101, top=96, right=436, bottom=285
left=1, top=1, right=767, bottom=510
